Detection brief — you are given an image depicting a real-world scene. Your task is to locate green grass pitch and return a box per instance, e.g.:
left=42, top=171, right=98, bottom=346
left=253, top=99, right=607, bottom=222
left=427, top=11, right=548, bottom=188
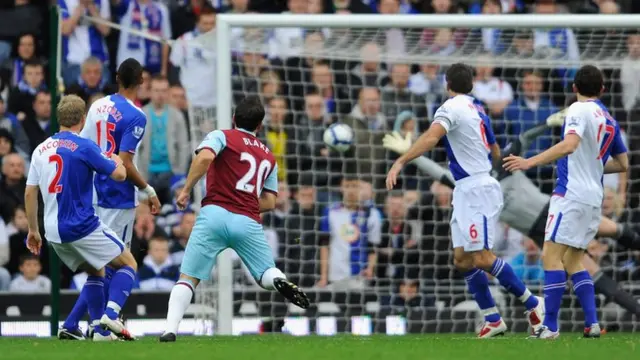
left=2, top=334, right=639, bottom=360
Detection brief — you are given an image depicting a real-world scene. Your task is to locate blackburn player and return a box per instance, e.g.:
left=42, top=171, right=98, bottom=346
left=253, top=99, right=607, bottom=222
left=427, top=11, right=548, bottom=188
left=25, top=95, right=138, bottom=341
left=504, top=65, right=629, bottom=338
left=387, top=63, right=544, bottom=338
left=382, top=105, right=640, bottom=316
left=159, top=96, right=309, bottom=342
left=58, top=58, right=158, bottom=340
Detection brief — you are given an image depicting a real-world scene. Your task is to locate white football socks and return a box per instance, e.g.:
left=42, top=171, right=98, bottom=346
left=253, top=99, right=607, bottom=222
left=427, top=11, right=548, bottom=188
left=165, top=280, right=195, bottom=334
left=260, top=268, right=286, bottom=290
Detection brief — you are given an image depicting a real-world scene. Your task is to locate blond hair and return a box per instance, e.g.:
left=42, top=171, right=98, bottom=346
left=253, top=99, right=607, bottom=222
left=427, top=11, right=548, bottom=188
left=57, top=95, right=86, bottom=128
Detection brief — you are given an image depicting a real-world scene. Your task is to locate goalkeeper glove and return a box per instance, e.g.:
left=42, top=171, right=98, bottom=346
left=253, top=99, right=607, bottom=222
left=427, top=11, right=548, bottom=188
left=546, top=108, right=567, bottom=127
left=382, top=132, right=412, bottom=155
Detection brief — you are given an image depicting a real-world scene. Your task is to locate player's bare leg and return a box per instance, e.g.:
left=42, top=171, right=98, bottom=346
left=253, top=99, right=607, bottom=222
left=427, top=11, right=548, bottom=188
left=99, top=249, right=138, bottom=341
left=160, top=273, right=200, bottom=342
left=563, top=248, right=601, bottom=338
left=454, top=248, right=506, bottom=338
left=471, top=249, right=544, bottom=335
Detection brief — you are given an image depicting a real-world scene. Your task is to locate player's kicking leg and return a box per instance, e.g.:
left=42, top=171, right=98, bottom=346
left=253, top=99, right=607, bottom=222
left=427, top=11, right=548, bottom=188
left=534, top=197, right=601, bottom=339
left=159, top=205, right=309, bottom=342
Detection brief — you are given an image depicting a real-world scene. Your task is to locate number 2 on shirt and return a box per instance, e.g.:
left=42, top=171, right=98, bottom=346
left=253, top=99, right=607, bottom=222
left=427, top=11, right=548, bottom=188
left=48, top=154, right=63, bottom=194
left=596, top=123, right=615, bottom=159
left=235, top=152, right=272, bottom=196
left=97, top=120, right=116, bottom=157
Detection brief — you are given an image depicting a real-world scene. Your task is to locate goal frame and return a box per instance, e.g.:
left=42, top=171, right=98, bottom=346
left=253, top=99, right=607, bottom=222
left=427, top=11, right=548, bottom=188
left=213, top=13, right=640, bottom=335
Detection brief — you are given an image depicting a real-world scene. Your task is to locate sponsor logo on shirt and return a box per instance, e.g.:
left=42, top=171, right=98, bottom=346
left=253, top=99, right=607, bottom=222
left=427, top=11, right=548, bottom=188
left=132, top=126, right=144, bottom=139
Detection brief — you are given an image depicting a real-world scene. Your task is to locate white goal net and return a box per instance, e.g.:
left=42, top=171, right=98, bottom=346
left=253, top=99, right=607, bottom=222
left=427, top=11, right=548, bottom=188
left=194, top=14, right=640, bottom=335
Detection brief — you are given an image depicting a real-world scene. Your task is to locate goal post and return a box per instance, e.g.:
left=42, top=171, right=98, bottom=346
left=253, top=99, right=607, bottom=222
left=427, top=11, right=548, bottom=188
left=213, top=13, right=640, bottom=335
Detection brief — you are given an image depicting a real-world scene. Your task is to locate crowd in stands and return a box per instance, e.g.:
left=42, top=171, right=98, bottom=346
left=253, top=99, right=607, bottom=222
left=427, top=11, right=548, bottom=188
left=0, top=1, right=639, bottom=309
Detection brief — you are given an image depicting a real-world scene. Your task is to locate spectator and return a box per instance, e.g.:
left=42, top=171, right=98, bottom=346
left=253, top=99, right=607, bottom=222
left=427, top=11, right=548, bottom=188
left=0, top=128, right=28, bottom=167
left=472, top=56, right=514, bottom=117
left=376, top=191, right=419, bottom=287
left=258, top=69, right=283, bottom=108
left=478, top=0, right=512, bottom=54
left=0, top=215, right=9, bottom=291
left=7, top=59, right=45, bottom=119
left=7, top=206, right=28, bottom=275
left=21, top=90, right=51, bottom=152
left=317, top=176, right=382, bottom=290
left=381, top=63, right=428, bottom=127
left=268, top=0, right=330, bottom=61
left=131, top=203, right=168, bottom=264
left=343, top=87, right=387, bottom=181
left=351, top=42, right=389, bottom=89
left=501, top=69, right=557, bottom=189
left=0, top=33, right=39, bottom=89
left=329, top=0, right=373, bottom=13
left=290, top=91, right=334, bottom=188
left=170, top=4, right=217, bottom=109
left=262, top=97, right=292, bottom=182
left=376, top=0, right=406, bottom=57
left=65, top=57, right=108, bottom=101
left=59, top=0, right=111, bottom=86
left=169, top=0, right=214, bottom=39
left=168, top=84, right=189, bottom=118
left=114, top=0, right=172, bottom=75
left=0, top=153, right=26, bottom=223
left=170, top=211, right=195, bottom=265
left=381, top=279, right=434, bottom=309
left=621, top=32, right=640, bottom=112
left=139, top=75, right=189, bottom=204
left=408, top=62, right=445, bottom=116
left=9, top=254, right=51, bottom=293
left=136, top=69, right=151, bottom=106
left=308, top=60, right=351, bottom=114
left=532, top=1, right=579, bottom=62
left=232, top=47, right=269, bottom=106
left=0, top=2, right=44, bottom=68
left=510, top=237, right=544, bottom=284
left=156, top=177, right=191, bottom=237
left=284, top=31, right=327, bottom=109
left=265, top=174, right=321, bottom=287
left=138, top=235, right=180, bottom=291
left=580, top=1, right=625, bottom=60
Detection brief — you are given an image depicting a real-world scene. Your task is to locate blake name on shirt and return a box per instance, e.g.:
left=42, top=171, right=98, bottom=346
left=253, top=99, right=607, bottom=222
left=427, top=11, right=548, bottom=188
left=38, top=139, right=78, bottom=155
left=94, top=104, right=123, bottom=122
left=243, top=137, right=270, bottom=154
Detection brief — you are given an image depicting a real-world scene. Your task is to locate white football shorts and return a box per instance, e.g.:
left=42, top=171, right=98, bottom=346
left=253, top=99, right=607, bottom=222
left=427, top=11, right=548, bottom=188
left=544, top=195, right=600, bottom=249
left=51, top=223, right=124, bottom=271
left=450, top=174, right=504, bottom=252
left=96, top=207, right=136, bottom=248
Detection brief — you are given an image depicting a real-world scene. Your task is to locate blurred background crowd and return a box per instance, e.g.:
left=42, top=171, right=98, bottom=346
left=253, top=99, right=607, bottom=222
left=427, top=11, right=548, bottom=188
left=0, top=0, right=639, bottom=318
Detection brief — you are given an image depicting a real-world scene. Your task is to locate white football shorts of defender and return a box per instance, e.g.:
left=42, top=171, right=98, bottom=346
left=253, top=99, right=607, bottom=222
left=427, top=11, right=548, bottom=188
left=544, top=100, right=626, bottom=249
left=433, top=95, right=504, bottom=252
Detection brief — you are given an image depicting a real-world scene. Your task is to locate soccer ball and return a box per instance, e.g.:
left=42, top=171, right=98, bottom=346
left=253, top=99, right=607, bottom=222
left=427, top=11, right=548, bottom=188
left=323, top=123, right=354, bottom=153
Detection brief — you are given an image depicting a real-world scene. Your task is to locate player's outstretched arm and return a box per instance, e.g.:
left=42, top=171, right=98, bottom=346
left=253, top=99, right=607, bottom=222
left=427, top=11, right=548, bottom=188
left=386, top=123, right=447, bottom=190
left=176, top=149, right=216, bottom=210
left=503, top=133, right=580, bottom=172
left=382, top=132, right=455, bottom=189
left=24, top=185, right=42, bottom=255
left=604, top=152, right=629, bottom=174
left=119, top=151, right=161, bottom=213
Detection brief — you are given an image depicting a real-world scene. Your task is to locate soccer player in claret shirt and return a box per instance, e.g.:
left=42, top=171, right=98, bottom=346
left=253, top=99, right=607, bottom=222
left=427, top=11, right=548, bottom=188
left=504, top=65, right=629, bottom=339
left=24, top=95, right=138, bottom=341
left=58, top=58, right=160, bottom=340
left=159, top=96, right=309, bottom=343
left=387, top=63, right=544, bottom=338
